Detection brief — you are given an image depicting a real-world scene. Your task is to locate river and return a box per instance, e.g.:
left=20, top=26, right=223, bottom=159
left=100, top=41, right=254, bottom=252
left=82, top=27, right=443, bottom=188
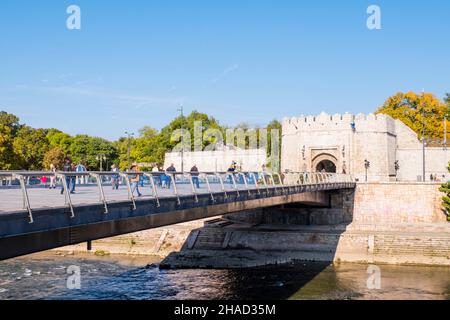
left=0, top=253, right=449, bottom=300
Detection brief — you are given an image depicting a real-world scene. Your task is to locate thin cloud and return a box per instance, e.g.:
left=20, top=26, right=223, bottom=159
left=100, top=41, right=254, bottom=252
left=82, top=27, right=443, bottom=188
left=6, top=84, right=186, bottom=110
left=211, top=64, right=239, bottom=83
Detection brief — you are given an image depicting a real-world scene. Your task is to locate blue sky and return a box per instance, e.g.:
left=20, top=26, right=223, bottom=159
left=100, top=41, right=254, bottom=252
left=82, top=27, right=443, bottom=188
left=0, top=0, right=449, bottom=140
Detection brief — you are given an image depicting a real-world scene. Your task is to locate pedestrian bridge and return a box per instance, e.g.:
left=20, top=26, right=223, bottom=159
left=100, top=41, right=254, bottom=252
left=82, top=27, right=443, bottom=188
left=0, top=171, right=355, bottom=260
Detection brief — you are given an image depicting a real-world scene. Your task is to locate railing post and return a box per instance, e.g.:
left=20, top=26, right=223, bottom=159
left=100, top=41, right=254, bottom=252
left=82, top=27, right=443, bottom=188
left=15, top=174, right=33, bottom=223
left=251, top=172, right=260, bottom=195
left=121, top=173, right=136, bottom=210
left=274, top=173, right=285, bottom=194
left=170, top=173, right=181, bottom=205
left=229, top=172, right=240, bottom=197
left=188, top=173, right=199, bottom=203
left=240, top=172, right=251, bottom=196
left=203, top=173, right=215, bottom=203
left=58, top=173, right=75, bottom=218
left=145, top=173, right=160, bottom=207
left=261, top=172, right=269, bottom=194
left=92, top=173, right=108, bottom=214
left=215, top=173, right=228, bottom=199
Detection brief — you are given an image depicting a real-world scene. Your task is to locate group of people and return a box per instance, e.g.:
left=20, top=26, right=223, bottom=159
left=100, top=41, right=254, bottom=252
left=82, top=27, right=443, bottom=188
left=127, top=163, right=201, bottom=197
left=39, top=159, right=88, bottom=193
left=43, top=160, right=257, bottom=197
left=430, top=174, right=446, bottom=182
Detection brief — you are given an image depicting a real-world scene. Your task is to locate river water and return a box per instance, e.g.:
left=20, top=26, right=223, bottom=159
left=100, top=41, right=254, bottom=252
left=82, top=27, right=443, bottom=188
left=0, top=253, right=449, bottom=300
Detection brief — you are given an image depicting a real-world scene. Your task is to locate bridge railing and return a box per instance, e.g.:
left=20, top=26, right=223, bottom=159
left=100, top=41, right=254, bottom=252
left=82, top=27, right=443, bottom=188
left=0, top=170, right=354, bottom=223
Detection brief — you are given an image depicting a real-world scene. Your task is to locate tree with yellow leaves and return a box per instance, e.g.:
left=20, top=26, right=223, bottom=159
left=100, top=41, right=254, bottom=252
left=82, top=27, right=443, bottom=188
left=376, top=92, right=449, bottom=143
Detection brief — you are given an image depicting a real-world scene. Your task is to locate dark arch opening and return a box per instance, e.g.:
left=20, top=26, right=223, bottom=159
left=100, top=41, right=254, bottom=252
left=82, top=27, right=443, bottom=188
left=316, top=160, right=337, bottom=173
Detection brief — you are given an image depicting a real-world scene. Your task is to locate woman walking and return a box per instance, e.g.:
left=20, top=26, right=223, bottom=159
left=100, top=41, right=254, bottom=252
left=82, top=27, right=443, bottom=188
left=49, top=164, right=57, bottom=189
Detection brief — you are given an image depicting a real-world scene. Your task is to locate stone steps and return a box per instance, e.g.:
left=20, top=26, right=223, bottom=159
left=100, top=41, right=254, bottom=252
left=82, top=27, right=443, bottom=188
left=193, top=228, right=227, bottom=249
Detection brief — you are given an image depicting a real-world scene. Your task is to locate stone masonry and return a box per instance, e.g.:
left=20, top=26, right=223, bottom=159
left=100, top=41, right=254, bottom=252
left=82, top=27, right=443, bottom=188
left=282, top=112, right=450, bottom=182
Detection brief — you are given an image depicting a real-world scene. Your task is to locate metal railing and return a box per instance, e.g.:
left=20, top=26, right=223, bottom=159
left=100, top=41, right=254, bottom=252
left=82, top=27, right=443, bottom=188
left=0, top=171, right=354, bottom=224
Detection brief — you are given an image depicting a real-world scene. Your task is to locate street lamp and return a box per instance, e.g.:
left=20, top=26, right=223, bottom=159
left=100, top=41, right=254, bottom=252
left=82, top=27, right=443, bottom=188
left=421, top=90, right=426, bottom=182
left=177, top=104, right=185, bottom=172
left=395, top=160, right=400, bottom=181
left=125, top=131, right=134, bottom=167
left=96, top=154, right=106, bottom=171
left=364, top=159, right=370, bottom=182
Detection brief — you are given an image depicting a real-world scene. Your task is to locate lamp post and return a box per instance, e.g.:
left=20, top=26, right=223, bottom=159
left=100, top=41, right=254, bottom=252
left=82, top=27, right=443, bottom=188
left=395, top=160, right=400, bottom=181
left=421, top=89, right=427, bottom=182
left=444, top=113, right=447, bottom=151
left=125, top=131, right=134, bottom=167
left=96, top=154, right=106, bottom=171
left=364, top=159, right=370, bottom=182
left=177, top=104, right=185, bottom=172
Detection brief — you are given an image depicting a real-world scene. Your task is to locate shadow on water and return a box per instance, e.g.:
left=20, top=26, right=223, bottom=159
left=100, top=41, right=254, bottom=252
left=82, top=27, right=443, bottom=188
left=0, top=187, right=372, bottom=300
left=157, top=188, right=356, bottom=299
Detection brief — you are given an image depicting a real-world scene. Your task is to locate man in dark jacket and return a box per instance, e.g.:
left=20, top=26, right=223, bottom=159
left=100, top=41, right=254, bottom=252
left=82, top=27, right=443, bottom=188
left=60, top=158, right=75, bottom=194
left=190, top=164, right=200, bottom=189
left=165, top=163, right=176, bottom=189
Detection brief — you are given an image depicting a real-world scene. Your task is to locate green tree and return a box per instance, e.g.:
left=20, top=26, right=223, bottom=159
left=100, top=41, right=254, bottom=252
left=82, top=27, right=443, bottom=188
left=439, top=162, right=450, bottom=221
left=12, top=126, right=49, bottom=170
left=43, top=147, right=66, bottom=170
left=0, top=111, right=21, bottom=169
left=68, top=135, right=118, bottom=170
left=46, top=129, right=73, bottom=154
left=376, top=92, right=448, bottom=141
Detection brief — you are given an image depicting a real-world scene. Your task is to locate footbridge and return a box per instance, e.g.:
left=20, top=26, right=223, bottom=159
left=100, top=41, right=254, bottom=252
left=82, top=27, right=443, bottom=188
left=0, top=171, right=355, bottom=260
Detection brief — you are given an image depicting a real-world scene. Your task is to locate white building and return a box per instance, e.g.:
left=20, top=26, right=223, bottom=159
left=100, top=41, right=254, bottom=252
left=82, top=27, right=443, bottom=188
left=164, top=144, right=267, bottom=172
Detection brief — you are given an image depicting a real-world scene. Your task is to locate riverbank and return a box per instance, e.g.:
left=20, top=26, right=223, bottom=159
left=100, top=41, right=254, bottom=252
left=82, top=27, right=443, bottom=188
left=1, top=252, right=449, bottom=300
left=52, top=218, right=450, bottom=268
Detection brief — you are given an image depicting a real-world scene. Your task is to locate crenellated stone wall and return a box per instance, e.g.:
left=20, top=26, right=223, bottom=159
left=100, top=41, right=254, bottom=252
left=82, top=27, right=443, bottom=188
left=282, top=112, right=450, bottom=182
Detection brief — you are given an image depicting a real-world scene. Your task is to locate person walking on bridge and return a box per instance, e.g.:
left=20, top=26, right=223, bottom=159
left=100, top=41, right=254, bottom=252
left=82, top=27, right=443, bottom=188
left=165, top=163, right=176, bottom=189
left=190, top=164, right=200, bottom=189
left=60, top=158, right=75, bottom=195
left=111, top=164, right=120, bottom=190
left=129, top=165, right=142, bottom=197
left=49, top=164, right=57, bottom=189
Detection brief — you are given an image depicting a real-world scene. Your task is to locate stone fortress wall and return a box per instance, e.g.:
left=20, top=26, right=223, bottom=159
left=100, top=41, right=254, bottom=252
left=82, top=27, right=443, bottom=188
left=282, top=112, right=450, bottom=182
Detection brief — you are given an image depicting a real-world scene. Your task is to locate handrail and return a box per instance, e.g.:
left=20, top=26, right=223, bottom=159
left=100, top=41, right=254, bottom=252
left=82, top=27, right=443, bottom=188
left=0, top=170, right=355, bottom=223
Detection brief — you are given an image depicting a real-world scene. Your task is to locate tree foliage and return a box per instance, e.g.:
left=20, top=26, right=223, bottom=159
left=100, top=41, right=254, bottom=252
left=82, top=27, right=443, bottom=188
left=439, top=161, right=450, bottom=221
left=0, top=111, right=21, bottom=169
left=12, top=126, right=49, bottom=170
left=0, top=109, right=280, bottom=171
left=376, top=92, right=449, bottom=141
left=43, top=147, right=66, bottom=170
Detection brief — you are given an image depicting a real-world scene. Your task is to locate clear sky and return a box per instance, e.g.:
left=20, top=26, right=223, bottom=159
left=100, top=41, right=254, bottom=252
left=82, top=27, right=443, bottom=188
left=1, top=0, right=449, bottom=140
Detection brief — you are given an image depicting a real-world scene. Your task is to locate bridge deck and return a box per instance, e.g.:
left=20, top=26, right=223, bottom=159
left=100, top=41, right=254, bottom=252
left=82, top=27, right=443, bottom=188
left=0, top=183, right=244, bottom=214
left=0, top=172, right=356, bottom=260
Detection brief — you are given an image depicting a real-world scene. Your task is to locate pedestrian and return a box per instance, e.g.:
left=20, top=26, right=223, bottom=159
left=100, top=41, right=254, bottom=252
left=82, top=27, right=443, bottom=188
left=190, top=164, right=200, bottom=189
left=40, top=175, right=48, bottom=188
left=70, top=162, right=77, bottom=193
left=227, top=161, right=236, bottom=184
left=165, top=163, right=176, bottom=189
left=60, top=158, right=75, bottom=194
left=111, top=164, right=120, bottom=190
left=129, top=165, right=142, bottom=197
left=49, top=164, right=57, bottom=189
left=152, top=164, right=162, bottom=187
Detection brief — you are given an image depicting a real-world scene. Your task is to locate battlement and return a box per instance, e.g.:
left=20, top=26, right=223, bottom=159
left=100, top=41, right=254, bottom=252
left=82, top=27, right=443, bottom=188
left=282, top=112, right=396, bottom=134
left=283, top=112, right=392, bottom=125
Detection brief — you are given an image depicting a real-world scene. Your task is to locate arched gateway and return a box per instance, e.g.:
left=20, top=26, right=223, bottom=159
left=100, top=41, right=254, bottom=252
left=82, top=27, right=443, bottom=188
left=312, top=154, right=337, bottom=173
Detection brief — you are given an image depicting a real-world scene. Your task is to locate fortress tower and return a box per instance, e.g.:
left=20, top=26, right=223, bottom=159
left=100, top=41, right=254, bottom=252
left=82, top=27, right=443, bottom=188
left=282, top=112, right=450, bottom=182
